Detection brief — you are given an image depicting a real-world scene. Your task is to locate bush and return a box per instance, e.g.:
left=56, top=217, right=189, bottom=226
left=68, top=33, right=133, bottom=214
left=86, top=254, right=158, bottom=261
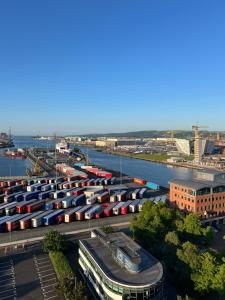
left=43, top=230, right=66, bottom=253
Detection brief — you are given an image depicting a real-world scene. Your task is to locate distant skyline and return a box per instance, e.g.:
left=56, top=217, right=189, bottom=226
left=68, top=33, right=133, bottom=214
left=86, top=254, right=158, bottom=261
left=0, top=0, right=225, bottom=135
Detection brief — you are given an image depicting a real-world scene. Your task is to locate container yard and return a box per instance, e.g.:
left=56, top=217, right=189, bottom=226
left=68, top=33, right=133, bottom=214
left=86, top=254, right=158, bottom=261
left=0, top=170, right=168, bottom=232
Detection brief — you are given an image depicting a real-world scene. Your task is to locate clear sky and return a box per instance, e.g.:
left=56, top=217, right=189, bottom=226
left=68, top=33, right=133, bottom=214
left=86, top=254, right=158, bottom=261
left=0, top=0, right=224, bottom=135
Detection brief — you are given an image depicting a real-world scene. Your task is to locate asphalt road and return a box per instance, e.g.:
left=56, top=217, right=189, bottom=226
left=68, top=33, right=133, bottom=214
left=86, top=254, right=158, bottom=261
left=0, top=214, right=135, bottom=245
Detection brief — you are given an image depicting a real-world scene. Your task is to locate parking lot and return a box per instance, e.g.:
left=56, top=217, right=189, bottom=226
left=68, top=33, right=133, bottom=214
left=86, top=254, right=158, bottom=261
left=0, top=258, right=16, bottom=300
left=0, top=249, right=62, bottom=300
left=33, top=253, right=60, bottom=300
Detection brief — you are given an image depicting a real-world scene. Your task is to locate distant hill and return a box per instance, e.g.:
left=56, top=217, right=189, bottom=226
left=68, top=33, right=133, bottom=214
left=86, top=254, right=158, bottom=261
left=81, top=130, right=218, bottom=139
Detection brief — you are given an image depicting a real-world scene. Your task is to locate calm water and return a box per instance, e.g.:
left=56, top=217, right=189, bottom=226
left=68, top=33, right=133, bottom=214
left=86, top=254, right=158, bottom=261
left=0, top=137, right=195, bottom=186
left=79, top=146, right=195, bottom=187
left=0, top=136, right=56, bottom=177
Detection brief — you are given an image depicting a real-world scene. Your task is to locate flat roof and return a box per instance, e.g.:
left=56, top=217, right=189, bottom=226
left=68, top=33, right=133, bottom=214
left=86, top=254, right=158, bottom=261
left=170, top=179, right=225, bottom=190
left=80, top=231, right=163, bottom=287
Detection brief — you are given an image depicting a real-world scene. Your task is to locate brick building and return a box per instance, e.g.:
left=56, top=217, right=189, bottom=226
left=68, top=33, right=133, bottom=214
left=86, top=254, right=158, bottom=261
left=169, top=170, right=225, bottom=217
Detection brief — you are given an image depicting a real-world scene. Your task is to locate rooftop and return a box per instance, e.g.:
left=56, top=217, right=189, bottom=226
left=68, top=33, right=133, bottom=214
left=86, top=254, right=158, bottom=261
left=170, top=178, right=225, bottom=190
left=80, top=230, right=163, bottom=287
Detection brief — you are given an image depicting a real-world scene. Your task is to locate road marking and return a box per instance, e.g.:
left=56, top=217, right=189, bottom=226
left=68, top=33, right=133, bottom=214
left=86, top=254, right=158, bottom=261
left=0, top=264, right=12, bottom=269
left=0, top=295, right=16, bottom=300
left=0, top=272, right=13, bottom=277
left=42, top=282, right=56, bottom=289
left=45, top=295, right=58, bottom=300
left=38, top=264, right=52, bottom=269
left=0, top=288, right=16, bottom=294
left=41, top=278, right=57, bottom=284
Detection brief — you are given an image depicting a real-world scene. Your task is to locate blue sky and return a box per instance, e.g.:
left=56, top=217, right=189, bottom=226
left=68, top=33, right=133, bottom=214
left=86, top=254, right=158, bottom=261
left=0, top=0, right=224, bottom=135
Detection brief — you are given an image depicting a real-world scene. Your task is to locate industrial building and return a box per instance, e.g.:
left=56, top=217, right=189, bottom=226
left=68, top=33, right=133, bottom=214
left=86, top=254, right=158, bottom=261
left=175, top=139, right=191, bottom=155
left=79, top=229, right=164, bottom=300
left=169, top=170, right=225, bottom=217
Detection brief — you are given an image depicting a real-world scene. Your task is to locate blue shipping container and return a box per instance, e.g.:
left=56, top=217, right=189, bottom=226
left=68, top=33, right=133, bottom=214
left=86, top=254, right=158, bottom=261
left=146, top=181, right=160, bottom=190
left=43, top=209, right=64, bottom=225
left=72, top=194, right=86, bottom=206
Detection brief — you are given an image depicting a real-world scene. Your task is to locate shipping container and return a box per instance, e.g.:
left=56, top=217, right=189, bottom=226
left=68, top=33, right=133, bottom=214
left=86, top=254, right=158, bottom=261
left=43, top=209, right=64, bottom=226
left=64, top=206, right=82, bottom=223
left=139, top=188, right=147, bottom=199
left=3, top=191, right=24, bottom=203
left=38, top=191, right=51, bottom=200
left=16, top=199, right=36, bottom=214
left=4, top=184, right=23, bottom=195
left=44, top=199, right=59, bottom=210
left=146, top=181, right=160, bottom=190
left=6, top=213, right=30, bottom=232
left=72, top=187, right=85, bottom=197
left=129, top=199, right=141, bottom=213
left=103, top=202, right=117, bottom=217
left=75, top=205, right=92, bottom=221
left=0, top=202, right=17, bottom=216
left=53, top=190, right=66, bottom=199
left=85, top=205, right=102, bottom=220
left=121, top=201, right=132, bottom=215
left=0, top=215, right=12, bottom=232
left=62, top=196, right=75, bottom=209
left=95, top=205, right=104, bottom=218
left=41, top=184, right=52, bottom=192
left=110, top=192, right=119, bottom=202
left=23, top=191, right=39, bottom=201
left=26, top=200, right=45, bottom=213
left=72, top=194, right=86, bottom=207
left=53, top=199, right=63, bottom=209
left=27, top=183, right=41, bottom=192
left=133, top=178, right=146, bottom=185
left=97, top=191, right=109, bottom=203
left=117, top=191, right=127, bottom=202
left=86, top=195, right=97, bottom=205
left=19, top=212, right=42, bottom=230
left=31, top=210, right=53, bottom=227
left=5, top=202, right=18, bottom=215
left=131, top=189, right=140, bottom=200
left=66, top=187, right=77, bottom=196
left=87, top=179, right=95, bottom=186
left=113, top=202, right=125, bottom=215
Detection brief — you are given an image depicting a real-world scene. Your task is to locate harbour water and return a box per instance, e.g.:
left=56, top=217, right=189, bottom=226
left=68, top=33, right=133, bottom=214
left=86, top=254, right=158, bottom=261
left=0, top=137, right=195, bottom=187
left=79, top=146, right=195, bottom=187
left=0, top=136, right=56, bottom=177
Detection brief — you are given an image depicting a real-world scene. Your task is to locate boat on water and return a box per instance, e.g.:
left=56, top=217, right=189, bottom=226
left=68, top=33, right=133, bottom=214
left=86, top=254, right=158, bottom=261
left=5, top=148, right=26, bottom=159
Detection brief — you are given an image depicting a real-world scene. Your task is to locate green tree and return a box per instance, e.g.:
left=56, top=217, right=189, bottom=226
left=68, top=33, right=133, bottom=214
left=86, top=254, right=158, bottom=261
left=57, top=276, right=89, bottom=300
left=176, top=214, right=213, bottom=245
left=192, top=252, right=218, bottom=294
left=101, top=225, right=114, bottom=234
left=212, top=258, right=225, bottom=298
left=177, top=241, right=199, bottom=271
left=131, top=201, right=175, bottom=249
left=165, top=231, right=180, bottom=246
left=43, top=230, right=66, bottom=253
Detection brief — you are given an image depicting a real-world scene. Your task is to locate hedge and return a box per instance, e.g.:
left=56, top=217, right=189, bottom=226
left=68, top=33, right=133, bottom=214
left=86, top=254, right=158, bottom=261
left=49, top=251, right=74, bottom=282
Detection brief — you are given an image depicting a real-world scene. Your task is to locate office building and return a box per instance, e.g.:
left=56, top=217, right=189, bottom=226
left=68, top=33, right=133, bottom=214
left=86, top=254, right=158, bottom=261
left=79, top=229, right=164, bottom=300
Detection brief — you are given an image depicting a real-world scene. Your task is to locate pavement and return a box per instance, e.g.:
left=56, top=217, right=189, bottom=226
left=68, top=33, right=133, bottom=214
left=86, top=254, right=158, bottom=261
left=0, top=250, right=62, bottom=300
left=0, top=214, right=134, bottom=245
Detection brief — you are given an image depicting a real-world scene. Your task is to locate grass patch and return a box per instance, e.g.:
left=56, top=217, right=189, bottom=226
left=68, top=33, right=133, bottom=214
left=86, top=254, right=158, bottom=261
left=133, top=153, right=171, bottom=161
